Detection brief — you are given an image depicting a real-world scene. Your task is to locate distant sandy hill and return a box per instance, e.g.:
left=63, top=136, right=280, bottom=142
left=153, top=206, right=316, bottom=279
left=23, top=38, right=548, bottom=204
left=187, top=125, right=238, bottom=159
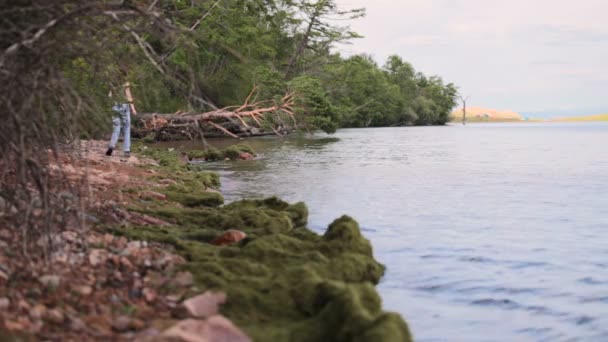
left=451, top=107, right=523, bottom=121
left=550, top=113, right=608, bottom=122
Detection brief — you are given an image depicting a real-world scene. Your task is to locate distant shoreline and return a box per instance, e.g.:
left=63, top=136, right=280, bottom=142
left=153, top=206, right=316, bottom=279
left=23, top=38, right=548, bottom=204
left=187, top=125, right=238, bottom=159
left=450, top=113, right=608, bottom=123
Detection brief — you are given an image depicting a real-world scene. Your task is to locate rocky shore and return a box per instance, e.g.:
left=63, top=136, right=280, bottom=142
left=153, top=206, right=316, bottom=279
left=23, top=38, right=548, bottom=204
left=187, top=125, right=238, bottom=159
left=0, top=140, right=412, bottom=341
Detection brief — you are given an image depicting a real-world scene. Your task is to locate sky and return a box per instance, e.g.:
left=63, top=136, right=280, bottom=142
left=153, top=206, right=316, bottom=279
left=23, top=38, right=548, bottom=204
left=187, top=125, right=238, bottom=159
left=335, top=0, right=608, bottom=117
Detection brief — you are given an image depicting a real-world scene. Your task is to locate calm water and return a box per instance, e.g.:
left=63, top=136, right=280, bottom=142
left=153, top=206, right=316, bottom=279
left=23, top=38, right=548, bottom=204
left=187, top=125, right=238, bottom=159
left=183, top=122, right=608, bottom=341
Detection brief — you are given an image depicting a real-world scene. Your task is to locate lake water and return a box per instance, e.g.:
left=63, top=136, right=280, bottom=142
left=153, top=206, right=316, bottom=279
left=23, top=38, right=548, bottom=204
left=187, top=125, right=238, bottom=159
left=187, top=122, right=608, bottom=341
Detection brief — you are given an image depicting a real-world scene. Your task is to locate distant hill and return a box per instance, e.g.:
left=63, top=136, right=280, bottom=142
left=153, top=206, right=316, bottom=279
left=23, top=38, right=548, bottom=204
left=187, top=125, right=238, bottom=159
left=451, top=107, right=523, bottom=122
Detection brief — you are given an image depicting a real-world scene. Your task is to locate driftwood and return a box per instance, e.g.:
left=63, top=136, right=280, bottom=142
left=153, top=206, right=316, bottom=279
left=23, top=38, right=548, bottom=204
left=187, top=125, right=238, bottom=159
left=134, top=89, right=297, bottom=141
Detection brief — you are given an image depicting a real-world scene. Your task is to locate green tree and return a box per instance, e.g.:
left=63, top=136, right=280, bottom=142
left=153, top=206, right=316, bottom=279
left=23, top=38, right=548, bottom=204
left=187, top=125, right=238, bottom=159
left=289, top=75, right=338, bottom=133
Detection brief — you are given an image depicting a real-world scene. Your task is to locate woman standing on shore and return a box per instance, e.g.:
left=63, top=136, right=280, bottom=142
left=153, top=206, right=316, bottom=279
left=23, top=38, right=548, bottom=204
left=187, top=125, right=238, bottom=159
left=106, top=67, right=137, bottom=158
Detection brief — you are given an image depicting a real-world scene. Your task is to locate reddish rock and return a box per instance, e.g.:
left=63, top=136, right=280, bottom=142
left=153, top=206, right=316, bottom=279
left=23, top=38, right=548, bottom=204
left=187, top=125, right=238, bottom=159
left=158, top=179, right=178, bottom=185
left=39, top=274, right=61, bottom=287
left=211, top=230, right=247, bottom=246
left=171, top=271, right=194, bottom=288
left=112, top=316, right=133, bottom=332
left=0, top=297, right=10, bottom=310
left=4, top=319, right=27, bottom=331
left=182, top=292, right=226, bottom=319
left=45, top=309, right=65, bottom=324
left=161, top=316, right=250, bottom=342
left=128, top=212, right=172, bottom=226
left=238, top=152, right=254, bottom=160
left=88, top=249, right=108, bottom=266
left=143, top=287, right=158, bottom=303
left=141, top=190, right=167, bottom=201
left=73, top=285, right=93, bottom=296
left=30, top=304, right=47, bottom=320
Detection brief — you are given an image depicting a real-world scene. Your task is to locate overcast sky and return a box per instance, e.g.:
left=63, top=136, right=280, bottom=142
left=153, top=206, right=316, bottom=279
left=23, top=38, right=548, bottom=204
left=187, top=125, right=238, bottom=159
left=335, top=0, right=608, bottom=117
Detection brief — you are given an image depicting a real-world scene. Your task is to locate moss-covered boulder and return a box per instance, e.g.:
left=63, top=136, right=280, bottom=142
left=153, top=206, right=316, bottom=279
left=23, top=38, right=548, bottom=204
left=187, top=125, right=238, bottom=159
left=186, top=144, right=256, bottom=161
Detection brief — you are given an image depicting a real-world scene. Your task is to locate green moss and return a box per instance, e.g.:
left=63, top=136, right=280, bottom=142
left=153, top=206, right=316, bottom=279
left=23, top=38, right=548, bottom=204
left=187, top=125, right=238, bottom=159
left=164, top=191, right=224, bottom=207
left=205, top=147, right=224, bottom=161
left=185, top=144, right=256, bottom=162
left=140, top=146, right=187, bottom=172
left=118, top=198, right=410, bottom=341
left=224, top=144, right=256, bottom=160
left=187, top=149, right=207, bottom=160
left=119, top=147, right=411, bottom=341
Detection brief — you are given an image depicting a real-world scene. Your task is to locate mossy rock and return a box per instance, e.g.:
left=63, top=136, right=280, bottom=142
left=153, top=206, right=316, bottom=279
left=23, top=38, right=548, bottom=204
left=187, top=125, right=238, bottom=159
left=164, top=191, right=224, bottom=208
left=186, top=144, right=256, bottom=162
left=117, top=202, right=411, bottom=342
left=223, top=144, right=255, bottom=160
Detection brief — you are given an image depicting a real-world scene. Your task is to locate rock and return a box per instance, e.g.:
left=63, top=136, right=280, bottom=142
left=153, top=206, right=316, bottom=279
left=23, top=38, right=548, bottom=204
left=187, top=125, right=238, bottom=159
left=144, top=271, right=166, bottom=287
left=158, top=179, right=177, bottom=185
left=0, top=229, right=10, bottom=239
left=70, top=316, right=86, bottom=331
left=0, top=269, right=8, bottom=282
left=4, top=319, right=26, bottom=331
left=131, top=318, right=146, bottom=330
left=39, top=274, right=61, bottom=288
left=73, top=285, right=93, bottom=296
left=112, top=316, right=133, bottom=332
left=205, top=315, right=251, bottom=342
left=161, top=316, right=251, bottom=342
left=143, top=288, right=157, bottom=303
left=171, top=272, right=194, bottom=288
left=0, top=297, right=10, bottom=310
left=89, top=174, right=111, bottom=185
left=238, top=152, right=254, bottom=160
left=89, top=249, right=108, bottom=266
left=127, top=212, right=172, bottom=226
left=182, top=291, right=226, bottom=318
left=133, top=327, right=162, bottom=341
left=30, top=304, right=47, bottom=320
left=141, top=191, right=167, bottom=201
left=204, top=188, right=221, bottom=194
left=61, top=230, right=78, bottom=243
left=120, top=256, right=134, bottom=270
left=45, top=308, right=65, bottom=324
left=211, top=230, right=247, bottom=246
left=104, top=233, right=115, bottom=244
left=179, top=153, right=190, bottom=164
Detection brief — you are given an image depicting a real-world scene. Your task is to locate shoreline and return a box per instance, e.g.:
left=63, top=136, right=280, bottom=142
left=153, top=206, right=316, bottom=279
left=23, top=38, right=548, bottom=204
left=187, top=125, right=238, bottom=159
left=0, top=140, right=412, bottom=341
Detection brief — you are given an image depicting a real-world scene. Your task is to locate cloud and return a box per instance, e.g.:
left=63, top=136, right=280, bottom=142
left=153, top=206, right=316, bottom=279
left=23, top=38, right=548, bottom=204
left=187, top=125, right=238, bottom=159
left=530, top=60, right=575, bottom=66
left=526, top=25, right=608, bottom=46
left=334, top=0, right=608, bottom=113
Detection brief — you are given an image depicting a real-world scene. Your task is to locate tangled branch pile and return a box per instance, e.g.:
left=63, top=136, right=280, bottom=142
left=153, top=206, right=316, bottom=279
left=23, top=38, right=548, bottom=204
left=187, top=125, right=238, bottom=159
left=137, top=89, right=298, bottom=140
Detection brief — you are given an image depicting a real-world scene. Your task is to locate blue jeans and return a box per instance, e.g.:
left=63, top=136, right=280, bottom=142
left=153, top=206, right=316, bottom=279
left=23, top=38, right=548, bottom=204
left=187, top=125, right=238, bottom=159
left=109, top=103, right=131, bottom=152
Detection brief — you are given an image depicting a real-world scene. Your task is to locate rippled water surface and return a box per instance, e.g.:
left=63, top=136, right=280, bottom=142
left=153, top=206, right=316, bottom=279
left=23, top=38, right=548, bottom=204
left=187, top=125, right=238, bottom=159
left=181, top=122, right=608, bottom=341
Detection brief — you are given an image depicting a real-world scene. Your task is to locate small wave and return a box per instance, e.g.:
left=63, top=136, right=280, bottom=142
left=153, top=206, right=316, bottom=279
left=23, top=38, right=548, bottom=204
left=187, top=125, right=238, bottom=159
left=574, top=315, right=595, bottom=326
left=580, top=296, right=608, bottom=304
left=578, top=277, right=606, bottom=285
left=471, top=298, right=520, bottom=309
left=458, top=285, right=542, bottom=295
left=420, top=254, right=454, bottom=260
left=470, top=299, right=568, bottom=318
left=415, top=280, right=474, bottom=293
left=459, top=256, right=497, bottom=263
left=509, top=261, right=551, bottom=269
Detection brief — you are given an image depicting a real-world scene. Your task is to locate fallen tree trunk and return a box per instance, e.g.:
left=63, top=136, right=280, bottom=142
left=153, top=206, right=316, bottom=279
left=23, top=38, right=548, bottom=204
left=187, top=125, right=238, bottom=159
left=134, top=89, right=297, bottom=141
